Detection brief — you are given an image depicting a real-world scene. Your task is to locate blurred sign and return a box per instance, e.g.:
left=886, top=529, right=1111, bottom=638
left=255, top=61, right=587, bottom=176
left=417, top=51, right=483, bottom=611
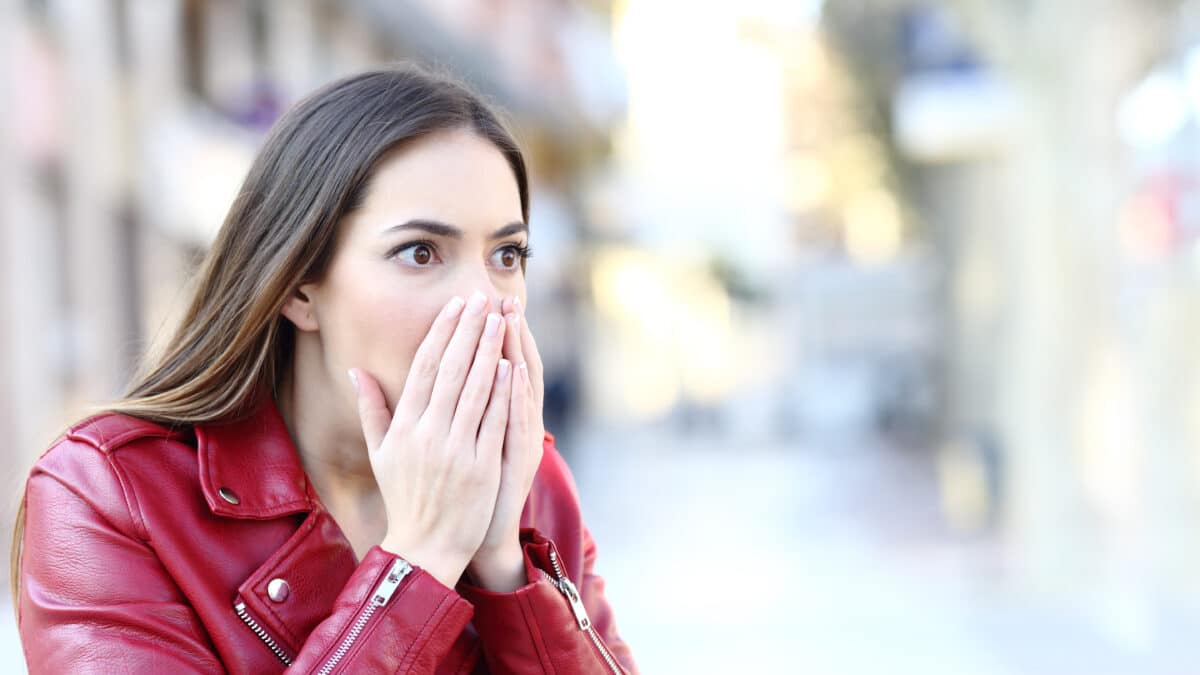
left=891, top=7, right=1020, bottom=163
left=892, top=71, right=1020, bottom=163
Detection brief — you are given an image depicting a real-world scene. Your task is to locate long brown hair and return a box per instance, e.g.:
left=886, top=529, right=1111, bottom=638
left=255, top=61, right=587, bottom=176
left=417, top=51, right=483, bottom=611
left=11, top=63, right=530, bottom=600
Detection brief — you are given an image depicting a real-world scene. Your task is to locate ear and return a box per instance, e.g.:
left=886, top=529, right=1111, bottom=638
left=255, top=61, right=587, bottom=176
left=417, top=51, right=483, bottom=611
left=280, top=283, right=321, bottom=332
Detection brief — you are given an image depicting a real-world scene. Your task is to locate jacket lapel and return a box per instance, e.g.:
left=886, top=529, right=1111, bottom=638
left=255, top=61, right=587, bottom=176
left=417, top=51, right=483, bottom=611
left=195, top=396, right=314, bottom=519
left=195, top=396, right=357, bottom=655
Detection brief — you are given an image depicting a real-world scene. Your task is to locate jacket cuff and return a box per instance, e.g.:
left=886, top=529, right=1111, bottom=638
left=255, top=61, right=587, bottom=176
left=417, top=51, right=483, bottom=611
left=290, top=546, right=474, bottom=673
left=457, top=529, right=607, bottom=673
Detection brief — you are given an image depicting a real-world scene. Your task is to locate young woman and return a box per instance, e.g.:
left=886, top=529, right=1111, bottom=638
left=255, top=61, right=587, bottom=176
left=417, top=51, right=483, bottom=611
left=14, top=64, right=636, bottom=674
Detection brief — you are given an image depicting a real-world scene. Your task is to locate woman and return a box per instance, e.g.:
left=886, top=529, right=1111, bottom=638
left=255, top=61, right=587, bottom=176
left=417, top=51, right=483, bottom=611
left=14, top=64, right=637, bottom=674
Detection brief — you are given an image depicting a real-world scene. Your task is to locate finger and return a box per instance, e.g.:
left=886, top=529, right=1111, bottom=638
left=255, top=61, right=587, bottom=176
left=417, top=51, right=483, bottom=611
left=476, top=359, right=513, bottom=466
left=500, top=309, right=524, bottom=369
left=504, top=361, right=531, bottom=467
left=424, top=290, right=493, bottom=429
left=448, top=312, right=507, bottom=442
left=514, top=298, right=545, bottom=407
left=395, top=295, right=467, bottom=425
left=350, top=368, right=391, bottom=452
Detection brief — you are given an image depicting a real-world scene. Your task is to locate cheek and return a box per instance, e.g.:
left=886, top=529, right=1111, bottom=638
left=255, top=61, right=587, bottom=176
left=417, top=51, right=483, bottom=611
left=369, top=297, right=441, bottom=401
left=332, top=282, right=444, bottom=404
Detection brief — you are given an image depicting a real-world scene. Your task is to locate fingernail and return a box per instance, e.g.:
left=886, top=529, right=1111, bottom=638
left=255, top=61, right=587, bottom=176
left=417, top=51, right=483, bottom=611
left=484, top=313, right=501, bottom=337
left=466, top=290, right=487, bottom=315
left=518, top=362, right=528, bottom=381
left=347, top=369, right=359, bottom=393
left=443, top=296, right=465, bottom=318
left=514, top=296, right=523, bottom=313
left=497, top=359, right=511, bottom=381
left=507, top=312, right=519, bottom=329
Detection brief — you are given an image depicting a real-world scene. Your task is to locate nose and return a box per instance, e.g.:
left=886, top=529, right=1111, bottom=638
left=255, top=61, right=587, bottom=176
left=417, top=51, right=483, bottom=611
left=455, top=267, right=504, bottom=314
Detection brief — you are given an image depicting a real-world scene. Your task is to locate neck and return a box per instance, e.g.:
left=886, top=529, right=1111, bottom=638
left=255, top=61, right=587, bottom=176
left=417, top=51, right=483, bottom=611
left=276, top=345, right=380, bottom=509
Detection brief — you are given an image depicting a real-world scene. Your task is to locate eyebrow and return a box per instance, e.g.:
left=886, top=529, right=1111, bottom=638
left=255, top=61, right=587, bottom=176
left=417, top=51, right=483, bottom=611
left=382, top=219, right=527, bottom=240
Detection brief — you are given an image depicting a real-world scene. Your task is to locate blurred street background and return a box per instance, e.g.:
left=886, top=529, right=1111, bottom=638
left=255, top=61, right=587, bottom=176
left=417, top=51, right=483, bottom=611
left=4, top=0, right=1200, bottom=672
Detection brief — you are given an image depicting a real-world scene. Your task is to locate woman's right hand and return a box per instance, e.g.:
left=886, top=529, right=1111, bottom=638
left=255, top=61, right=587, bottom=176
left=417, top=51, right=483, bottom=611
left=349, top=290, right=513, bottom=589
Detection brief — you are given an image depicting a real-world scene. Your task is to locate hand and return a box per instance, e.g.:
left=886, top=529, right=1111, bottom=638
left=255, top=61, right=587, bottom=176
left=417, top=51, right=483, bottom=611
left=350, top=291, right=512, bottom=589
left=467, top=296, right=546, bottom=592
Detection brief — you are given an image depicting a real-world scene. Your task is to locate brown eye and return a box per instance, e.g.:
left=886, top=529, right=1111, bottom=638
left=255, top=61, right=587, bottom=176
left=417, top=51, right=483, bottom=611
left=490, top=244, right=528, bottom=271
left=413, top=245, right=432, bottom=265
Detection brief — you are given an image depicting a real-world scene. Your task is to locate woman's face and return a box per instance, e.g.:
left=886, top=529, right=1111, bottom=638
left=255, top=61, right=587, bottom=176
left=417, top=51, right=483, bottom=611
left=292, top=127, right=528, bottom=409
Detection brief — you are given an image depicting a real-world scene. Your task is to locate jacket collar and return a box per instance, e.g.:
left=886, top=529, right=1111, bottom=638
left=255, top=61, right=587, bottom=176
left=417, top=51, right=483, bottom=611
left=194, top=395, right=315, bottom=519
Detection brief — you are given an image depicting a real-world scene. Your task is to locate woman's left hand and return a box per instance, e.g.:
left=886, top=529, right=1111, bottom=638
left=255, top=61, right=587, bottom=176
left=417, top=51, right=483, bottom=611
left=466, top=297, right=545, bottom=592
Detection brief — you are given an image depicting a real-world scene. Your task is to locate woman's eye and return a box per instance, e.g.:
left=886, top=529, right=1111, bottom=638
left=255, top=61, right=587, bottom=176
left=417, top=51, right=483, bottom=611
left=393, top=243, right=438, bottom=266
left=412, top=244, right=433, bottom=265
left=492, top=244, right=528, bottom=269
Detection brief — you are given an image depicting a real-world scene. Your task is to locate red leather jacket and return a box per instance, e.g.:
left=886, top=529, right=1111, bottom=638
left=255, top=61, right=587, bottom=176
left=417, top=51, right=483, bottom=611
left=17, top=397, right=637, bottom=674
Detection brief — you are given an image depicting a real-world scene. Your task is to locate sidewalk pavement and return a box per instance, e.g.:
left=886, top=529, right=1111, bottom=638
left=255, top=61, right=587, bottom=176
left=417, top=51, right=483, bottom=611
left=568, top=425, right=1196, bottom=675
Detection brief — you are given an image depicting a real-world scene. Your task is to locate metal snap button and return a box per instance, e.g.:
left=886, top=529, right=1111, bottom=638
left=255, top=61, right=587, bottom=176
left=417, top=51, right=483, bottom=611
left=267, top=578, right=290, bottom=603
left=217, top=487, right=240, bottom=505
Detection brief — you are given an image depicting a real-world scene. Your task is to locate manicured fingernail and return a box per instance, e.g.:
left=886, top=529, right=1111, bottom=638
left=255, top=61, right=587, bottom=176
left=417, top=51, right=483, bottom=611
left=466, top=290, right=487, bottom=315
left=518, top=362, right=528, bottom=381
left=443, top=296, right=465, bottom=318
left=484, top=313, right=501, bottom=337
left=507, top=312, right=519, bottom=329
left=347, top=369, right=359, bottom=393
left=497, top=359, right=511, bottom=381
left=514, top=296, right=523, bottom=313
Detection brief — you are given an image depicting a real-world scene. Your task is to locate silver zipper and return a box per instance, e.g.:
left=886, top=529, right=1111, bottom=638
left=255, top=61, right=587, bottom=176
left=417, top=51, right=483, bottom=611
left=316, top=557, right=413, bottom=675
left=544, top=549, right=625, bottom=675
left=234, top=601, right=293, bottom=666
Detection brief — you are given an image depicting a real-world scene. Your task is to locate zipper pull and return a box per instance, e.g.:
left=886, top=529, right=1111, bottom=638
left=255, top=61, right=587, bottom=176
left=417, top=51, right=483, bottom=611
left=544, top=545, right=623, bottom=674
left=372, top=559, right=413, bottom=606
left=557, top=573, right=592, bottom=630
left=547, top=548, right=591, bottom=630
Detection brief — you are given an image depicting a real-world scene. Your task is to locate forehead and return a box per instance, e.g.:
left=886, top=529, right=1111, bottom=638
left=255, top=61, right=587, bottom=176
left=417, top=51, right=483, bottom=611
left=353, top=127, right=524, bottom=237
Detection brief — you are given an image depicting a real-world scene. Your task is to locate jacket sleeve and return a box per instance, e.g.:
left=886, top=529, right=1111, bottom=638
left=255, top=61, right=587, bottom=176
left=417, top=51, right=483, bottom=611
left=285, top=546, right=473, bottom=673
left=18, top=439, right=473, bottom=674
left=457, top=527, right=638, bottom=675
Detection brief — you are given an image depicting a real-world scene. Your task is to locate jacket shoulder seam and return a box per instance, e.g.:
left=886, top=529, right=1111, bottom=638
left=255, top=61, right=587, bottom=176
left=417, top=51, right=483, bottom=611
left=103, top=452, right=150, bottom=541
left=31, top=442, right=149, bottom=545
left=59, top=420, right=182, bottom=542
left=65, top=413, right=186, bottom=455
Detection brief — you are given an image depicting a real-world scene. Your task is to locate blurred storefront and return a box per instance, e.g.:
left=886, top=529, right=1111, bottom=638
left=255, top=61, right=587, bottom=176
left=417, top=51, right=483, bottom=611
left=586, top=0, right=940, bottom=447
